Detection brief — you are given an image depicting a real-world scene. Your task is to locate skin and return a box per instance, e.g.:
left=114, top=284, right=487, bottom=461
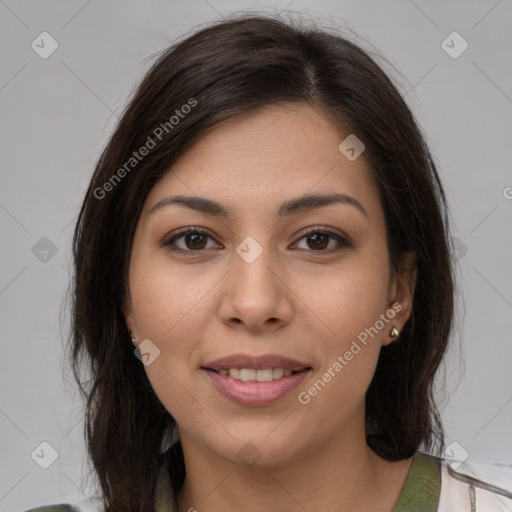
left=123, top=102, right=417, bottom=512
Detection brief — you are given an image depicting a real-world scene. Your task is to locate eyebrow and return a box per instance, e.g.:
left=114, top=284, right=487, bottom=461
left=149, top=192, right=368, bottom=220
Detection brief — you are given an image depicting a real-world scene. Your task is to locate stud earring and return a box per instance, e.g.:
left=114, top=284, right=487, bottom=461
left=127, top=329, right=138, bottom=345
left=390, top=327, right=399, bottom=338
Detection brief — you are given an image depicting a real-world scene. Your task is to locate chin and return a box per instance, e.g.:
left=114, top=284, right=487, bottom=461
left=206, top=431, right=308, bottom=470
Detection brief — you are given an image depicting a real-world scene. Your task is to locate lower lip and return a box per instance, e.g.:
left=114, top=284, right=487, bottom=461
left=202, top=368, right=311, bottom=406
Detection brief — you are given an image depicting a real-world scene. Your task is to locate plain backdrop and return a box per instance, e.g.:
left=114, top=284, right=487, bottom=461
left=1, top=0, right=511, bottom=510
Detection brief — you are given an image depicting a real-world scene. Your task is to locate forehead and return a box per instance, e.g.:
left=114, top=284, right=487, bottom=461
left=142, top=103, right=382, bottom=222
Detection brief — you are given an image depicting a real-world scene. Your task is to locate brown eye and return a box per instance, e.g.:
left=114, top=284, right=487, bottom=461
left=184, top=232, right=208, bottom=250
left=162, top=226, right=352, bottom=255
left=294, top=228, right=352, bottom=252
left=306, top=233, right=329, bottom=250
left=163, top=228, right=218, bottom=253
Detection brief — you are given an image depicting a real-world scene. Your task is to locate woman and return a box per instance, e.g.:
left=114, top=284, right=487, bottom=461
left=26, top=13, right=512, bottom=512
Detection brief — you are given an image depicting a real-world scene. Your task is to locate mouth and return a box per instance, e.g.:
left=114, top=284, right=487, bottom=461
left=202, top=354, right=311, bottom=372
left=200, top=353, right=312, bottom=405
left=201, top=366, right=312, bottom=406
left=202, top=353, right=311, bottom=374
left=202, top=367, right=312, bottom=382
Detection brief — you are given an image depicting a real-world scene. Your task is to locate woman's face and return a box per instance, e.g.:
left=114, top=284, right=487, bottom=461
left=124, top=102, right=415, bottom=467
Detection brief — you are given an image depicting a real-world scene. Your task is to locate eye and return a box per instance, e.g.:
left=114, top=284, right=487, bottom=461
left=162, top=226, right=352, bottom=254
left=162, top=227, right=219, bottom=253
left=293, top=227, right=352, bottom=252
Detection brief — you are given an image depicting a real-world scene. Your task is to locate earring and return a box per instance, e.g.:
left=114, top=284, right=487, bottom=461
left=127, top=329, right=138, bottom=345
left=390, top=327, right=399, bottom=338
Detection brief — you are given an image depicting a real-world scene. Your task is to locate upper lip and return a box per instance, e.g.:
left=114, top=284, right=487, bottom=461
left=202, top=353, right=311, bottom=372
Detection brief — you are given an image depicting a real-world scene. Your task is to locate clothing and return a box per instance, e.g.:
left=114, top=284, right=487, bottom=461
left=24, top=450, right=512, bottom=511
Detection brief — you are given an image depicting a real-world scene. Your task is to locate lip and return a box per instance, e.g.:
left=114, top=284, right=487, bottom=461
left=202, top=367, right=311, bottom=406
left=202, top=353, right=311, bottom=372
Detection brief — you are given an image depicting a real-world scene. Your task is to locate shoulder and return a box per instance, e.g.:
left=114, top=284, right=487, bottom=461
left=24, top=499, right=102, bottom=512
left=437, top=455, right=512, bottom=511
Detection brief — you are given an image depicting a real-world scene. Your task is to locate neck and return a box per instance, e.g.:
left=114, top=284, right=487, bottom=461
left=174, top=416, right=412, bottom=512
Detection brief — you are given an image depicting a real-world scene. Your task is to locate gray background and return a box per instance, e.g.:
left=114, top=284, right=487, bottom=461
left=1, top=0, right=511, bottom=510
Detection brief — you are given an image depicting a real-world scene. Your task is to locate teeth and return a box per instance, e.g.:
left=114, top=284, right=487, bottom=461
left=239, top=369, right=256, bottom=382
left=217, top=368, right=301, bottom=381
left=273, top=368, right=284, bottom=379
left=255, top=369, right=273, bottom=382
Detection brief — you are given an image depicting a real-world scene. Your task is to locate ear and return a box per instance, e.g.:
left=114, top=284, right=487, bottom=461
left=382, top=251, right=417, bottom=347
left=122, top=289, right=137, bottom=339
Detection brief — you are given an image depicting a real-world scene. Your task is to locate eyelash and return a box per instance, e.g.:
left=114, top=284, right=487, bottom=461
left=162, top=226, right=352, bottom=255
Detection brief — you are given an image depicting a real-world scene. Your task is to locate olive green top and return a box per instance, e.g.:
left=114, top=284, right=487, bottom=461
left=25, top=450, right=441, bottom=512
left=392, top=451, right=441, bottom=511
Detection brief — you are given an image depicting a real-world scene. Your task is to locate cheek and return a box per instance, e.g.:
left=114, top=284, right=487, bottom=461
left=294, top=256, right=390, bottom=343
left=297, top=314, right=383, bottom=439
left=128, top=256, right=209, bottom=405
left=129, top=251, right=214, bottom=340
left=131, top=270, right=207, bottom=426
left=292, top=256, right=389, bottom=410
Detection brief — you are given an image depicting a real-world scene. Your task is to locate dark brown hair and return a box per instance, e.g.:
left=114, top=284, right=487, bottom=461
left=68, top=12, right=455, bottom=511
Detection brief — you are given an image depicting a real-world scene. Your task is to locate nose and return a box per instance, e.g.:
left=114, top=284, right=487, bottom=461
left=217, top=243, right=294, bottom=333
